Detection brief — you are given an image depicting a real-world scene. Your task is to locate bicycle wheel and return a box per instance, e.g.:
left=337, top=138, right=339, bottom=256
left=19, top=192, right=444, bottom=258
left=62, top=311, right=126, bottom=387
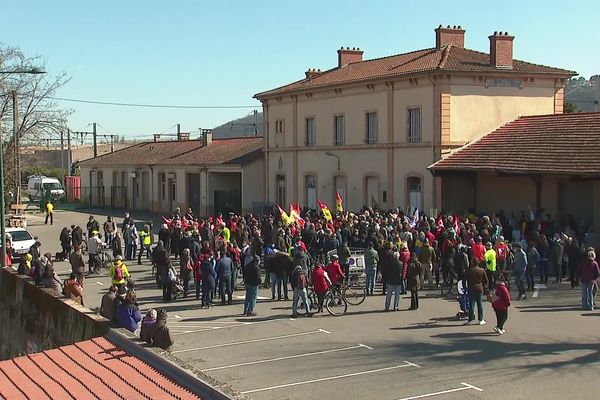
left=100, top=252, right=112, bottom=266
left=325, top=292, right=347, bottom=316
left=441, top=279, right=453, bottom=296
left=343, top=283, right=366, bottom=305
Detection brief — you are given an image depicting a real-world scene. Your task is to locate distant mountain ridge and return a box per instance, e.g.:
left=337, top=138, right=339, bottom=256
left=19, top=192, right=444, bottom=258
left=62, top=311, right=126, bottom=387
left=212, top=112, right=263, bottom=138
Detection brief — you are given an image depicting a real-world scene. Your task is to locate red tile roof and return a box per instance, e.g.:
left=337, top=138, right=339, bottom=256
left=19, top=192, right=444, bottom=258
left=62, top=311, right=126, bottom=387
left=429, top=112, right=600, bottom=176
left=255, top=45, right=575, bottom=98
left=0, top=337, right=199, bottom=400
left=79, top=137, right=263, bottom=167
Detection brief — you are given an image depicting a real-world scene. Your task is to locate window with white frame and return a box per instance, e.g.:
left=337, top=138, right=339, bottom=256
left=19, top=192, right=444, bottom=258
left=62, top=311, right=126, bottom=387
left=366, top=112, right=378, bottom=144
left=408, top=107, right=421, bottom=143
left=306, top=117, right=316, bottom=146
left=407, top=176, right=422, bottom=210
left=334, top=115, right=344, bottom=145
left=306, top=175, right=317, bottom=209
left=275, top=119, right=284, bottom=134
left=276, top=175, right=286, bottom=206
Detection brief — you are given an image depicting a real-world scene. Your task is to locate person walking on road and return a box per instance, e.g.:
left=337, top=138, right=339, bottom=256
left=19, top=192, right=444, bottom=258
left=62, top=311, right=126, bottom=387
left=407, top=252, right=423, bottom=310
left=491, top=281, right=511, bottom=334
left=216, top=251, right=234, bottom=305
left=463, top=259, right=488, bottom=325
left=200, top=254, right=216, bottom=308
left=291, top=265, right=312, bottom=317
left=385, top=251, right=403, bottom=312
left=44, top=199, right=54, bottom=225
left=512, top=243, right=528, bottom=300
left=243, top=254, right=261, bottom=316
left=364, top=242, right=379, bottom=295
left=579, top=250, right=600, bottom=310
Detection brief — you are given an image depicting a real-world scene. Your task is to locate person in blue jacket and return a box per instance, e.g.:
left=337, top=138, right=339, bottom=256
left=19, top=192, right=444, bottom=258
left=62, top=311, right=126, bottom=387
left=115, top=290, right=141, bottom=332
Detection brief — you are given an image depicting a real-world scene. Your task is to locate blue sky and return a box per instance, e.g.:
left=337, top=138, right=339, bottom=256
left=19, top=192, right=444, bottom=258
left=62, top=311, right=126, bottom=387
left=1, top=0, right=598, bottom=138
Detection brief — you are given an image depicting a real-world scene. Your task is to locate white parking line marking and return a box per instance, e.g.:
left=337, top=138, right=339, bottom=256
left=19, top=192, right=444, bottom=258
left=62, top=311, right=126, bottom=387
left=174, top=314, right=182, bottom=319
left=395, top=382, right=483, bottom=400
left=241, top=361, right=417, bottom=394
left=532, top=283, right=547, bottom=298
left=318, top=329, right=331, bottom=334
left=202, top=344, right=368, bottom=372
left=358, top=343, right=374, bottom=350
left=172, top=317, right=292, bottom=335
left=172, top=329, right=329, bottom=353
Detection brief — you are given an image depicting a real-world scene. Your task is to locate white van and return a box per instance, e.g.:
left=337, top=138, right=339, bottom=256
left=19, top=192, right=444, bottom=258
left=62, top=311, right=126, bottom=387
left=27, top=175, right=65, bottom=200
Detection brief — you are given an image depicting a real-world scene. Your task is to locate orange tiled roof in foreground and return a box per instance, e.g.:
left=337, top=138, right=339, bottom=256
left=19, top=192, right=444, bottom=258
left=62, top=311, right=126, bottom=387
left=78, top=137, right=263, bottom=168
left=255, top=46, right=574, bottom=98
left=429, top=112, right=600, bottom=176
left=0, top=337, right=199, bottom=400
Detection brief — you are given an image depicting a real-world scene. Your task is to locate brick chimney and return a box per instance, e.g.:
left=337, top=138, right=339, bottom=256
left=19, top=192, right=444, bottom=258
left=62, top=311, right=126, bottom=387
left=202, top=129, right=213, bottom=146
left=337, top=47, right=363, bottom=68
left=489, top=31, right=514, bottom=69
left=153, top=134, right=161, bottom=142
left=305, top=68, right=322, bottom=79
left=435, top=25, right=465, bottom=50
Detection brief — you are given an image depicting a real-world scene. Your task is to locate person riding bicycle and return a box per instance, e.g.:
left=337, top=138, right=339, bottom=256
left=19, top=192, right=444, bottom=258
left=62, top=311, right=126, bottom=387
left=325, top=254, right=345, bottom=294
left=87, top=231, right=105, bottom=275
left=110, top=255, right=131, bottom=287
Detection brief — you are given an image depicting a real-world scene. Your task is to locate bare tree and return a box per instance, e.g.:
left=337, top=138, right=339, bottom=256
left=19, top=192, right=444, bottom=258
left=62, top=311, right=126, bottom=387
left=0, top=44, right=72, bottom=195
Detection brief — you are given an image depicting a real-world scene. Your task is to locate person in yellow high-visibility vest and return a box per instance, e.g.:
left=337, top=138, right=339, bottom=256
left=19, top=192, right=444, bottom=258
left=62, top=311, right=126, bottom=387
left=45, top=200, right=54, bottom=225
left=138, top=225, right=153, bottom=265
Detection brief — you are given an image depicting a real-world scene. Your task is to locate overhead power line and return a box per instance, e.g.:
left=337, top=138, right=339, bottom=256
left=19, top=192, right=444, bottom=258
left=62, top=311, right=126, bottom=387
left=51, top=97, right=259, bottom=109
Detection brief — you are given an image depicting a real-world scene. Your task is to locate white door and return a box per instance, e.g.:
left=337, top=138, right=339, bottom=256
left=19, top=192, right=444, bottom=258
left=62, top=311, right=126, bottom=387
left=366, top=176, right=379, bottom=207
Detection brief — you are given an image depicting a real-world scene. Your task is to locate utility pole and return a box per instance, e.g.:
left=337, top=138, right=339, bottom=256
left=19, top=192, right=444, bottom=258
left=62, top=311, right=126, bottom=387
left=177, top=123, right=181, bottom=140
left=110, top=134, right=114, bottom=153
left=60, top=130, right=65, bottom=178
left=67, top=129, right=72, bottom=176
left=254, top=109, right=258, bottom=137
left=12, top=91, right=20, bottom=205
left=93, top=122, right=97, bottom=158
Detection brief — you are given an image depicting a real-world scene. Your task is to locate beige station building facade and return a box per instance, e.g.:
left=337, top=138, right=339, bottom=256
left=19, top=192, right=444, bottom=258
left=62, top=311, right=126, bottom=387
left=255, top=25, right=574, bottom=213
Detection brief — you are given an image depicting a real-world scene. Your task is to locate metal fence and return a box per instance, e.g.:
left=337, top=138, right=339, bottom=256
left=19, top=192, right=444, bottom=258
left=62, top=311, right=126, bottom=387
left=53, top=186, right=128, bottom=210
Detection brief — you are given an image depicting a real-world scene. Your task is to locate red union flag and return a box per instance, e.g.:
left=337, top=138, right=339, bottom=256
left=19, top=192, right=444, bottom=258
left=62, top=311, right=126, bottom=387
left=318, top=200, right=332, bottom=221
left=336, top=191, right=343, bottom=212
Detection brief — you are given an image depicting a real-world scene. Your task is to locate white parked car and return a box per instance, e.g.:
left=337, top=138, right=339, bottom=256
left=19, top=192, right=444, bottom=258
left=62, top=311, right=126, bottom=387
left=6, top=227, right=36, bottom=261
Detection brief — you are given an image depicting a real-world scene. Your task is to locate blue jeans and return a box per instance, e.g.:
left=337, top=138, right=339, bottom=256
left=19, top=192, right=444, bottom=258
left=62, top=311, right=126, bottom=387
left=553, top=262, right=562, bottom=283
left=515, top=270, right=526, bottom=297
left=195, top=279, right=202, bottom=299
left=365, top=267, right=377, bottom=294
left=468, top=292, right=484, bottom=322
left=245, top=285, right=258, bottom=313
left=231, top=267, right=238, bottom=293
left=271, top=273, right=281, bottom=298
left=385, top=284, right=401, bottom=310
left=182, top=276, right=190, bottom=295
left=539, top=258, right=548, bottom=282
left=292, top=288, right=311, bottom=316
left=581, top=282, right=594, bottom=310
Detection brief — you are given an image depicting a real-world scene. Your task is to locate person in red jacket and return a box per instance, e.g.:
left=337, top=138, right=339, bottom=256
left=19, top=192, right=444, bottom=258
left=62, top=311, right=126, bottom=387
left=311, top=263, right=332, bottom=313
left=491, top=281, right=511, bottom=335
left=471, top=236, right=485, bottom=264
left=325, top=255, right=345, bottom=292
left=399, top=242, right=410, bottom=294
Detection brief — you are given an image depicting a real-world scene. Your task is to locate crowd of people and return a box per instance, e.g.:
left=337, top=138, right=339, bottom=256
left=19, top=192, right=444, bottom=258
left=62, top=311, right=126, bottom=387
left=13, top=204, right=600, bottom=341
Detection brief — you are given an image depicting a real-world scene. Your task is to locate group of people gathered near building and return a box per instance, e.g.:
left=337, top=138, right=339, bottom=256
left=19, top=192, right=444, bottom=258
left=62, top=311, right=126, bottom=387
left=14, top=204, right=599, bottom=341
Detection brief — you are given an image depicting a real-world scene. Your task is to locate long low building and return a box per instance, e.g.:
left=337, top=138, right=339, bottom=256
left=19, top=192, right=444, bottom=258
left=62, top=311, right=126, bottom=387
left=429, top=112, right=600, bottom=231
left=79, top=132, right=265, bottom=216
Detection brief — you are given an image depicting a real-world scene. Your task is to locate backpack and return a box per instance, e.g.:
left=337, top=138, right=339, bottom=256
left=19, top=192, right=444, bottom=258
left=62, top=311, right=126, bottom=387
left=296, top=272, right=307, bottom=288
left=115, top=264, right=124, bottom=281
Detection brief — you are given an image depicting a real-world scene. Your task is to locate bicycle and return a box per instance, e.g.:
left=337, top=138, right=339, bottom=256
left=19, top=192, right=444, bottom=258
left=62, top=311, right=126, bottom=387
left=441, top=270, right=457, bottom=296
left=341, top=277, right=366, bottom=306
left=306, top=286, right=347, bottom=316
left=91, top=244, right=112, bottom=274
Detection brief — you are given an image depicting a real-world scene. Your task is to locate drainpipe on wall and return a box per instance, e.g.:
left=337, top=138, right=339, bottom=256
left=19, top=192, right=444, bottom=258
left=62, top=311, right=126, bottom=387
left=149, top=165, right=154, bottom=213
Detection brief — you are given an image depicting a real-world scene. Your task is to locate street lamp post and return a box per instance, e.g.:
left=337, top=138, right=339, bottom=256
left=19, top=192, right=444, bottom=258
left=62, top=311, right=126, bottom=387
left=0, top=67, right=46, bottom=269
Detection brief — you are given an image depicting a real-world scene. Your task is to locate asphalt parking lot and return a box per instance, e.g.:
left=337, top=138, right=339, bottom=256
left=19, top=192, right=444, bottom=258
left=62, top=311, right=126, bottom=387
left=20, top=210, right=600, bottom=400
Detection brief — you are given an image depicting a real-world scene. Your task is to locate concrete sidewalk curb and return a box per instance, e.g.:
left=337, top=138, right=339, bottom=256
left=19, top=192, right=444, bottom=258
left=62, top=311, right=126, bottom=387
left=106, top=329, right=243, bottom=400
